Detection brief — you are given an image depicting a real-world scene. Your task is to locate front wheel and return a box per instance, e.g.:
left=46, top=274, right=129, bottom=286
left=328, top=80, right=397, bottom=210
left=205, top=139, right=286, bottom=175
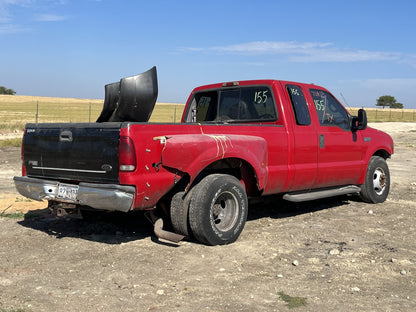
left=360, top=156, right=390, bottom=203
left=189, top=174, right=248, bottom=245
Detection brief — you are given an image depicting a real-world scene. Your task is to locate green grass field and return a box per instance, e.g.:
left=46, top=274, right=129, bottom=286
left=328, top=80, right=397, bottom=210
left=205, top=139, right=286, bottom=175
left=0, top=95, right=414, bottom=135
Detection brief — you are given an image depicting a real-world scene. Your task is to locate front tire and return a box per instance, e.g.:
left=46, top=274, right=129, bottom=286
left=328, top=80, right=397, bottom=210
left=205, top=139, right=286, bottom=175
left=360, top=156, right=390, bottom=203
left=188, top=174, right=248, bottom=245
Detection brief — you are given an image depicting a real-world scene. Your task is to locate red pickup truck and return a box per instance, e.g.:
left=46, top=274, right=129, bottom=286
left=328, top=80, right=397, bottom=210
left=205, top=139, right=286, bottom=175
left=14, top=67, right=394, bottom=245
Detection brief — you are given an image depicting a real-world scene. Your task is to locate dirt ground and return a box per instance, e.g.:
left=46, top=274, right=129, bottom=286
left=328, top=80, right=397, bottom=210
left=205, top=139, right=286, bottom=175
left=0, top=122, right=415, bottom=312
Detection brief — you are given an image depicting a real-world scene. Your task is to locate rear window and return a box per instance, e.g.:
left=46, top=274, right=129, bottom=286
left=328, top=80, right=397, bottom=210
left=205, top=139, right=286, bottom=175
left=185, top=86, right=278, bottom=123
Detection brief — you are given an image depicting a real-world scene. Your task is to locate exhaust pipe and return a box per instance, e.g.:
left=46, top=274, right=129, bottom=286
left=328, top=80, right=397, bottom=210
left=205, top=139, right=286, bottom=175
left=97, top=66, right=158, bottom=122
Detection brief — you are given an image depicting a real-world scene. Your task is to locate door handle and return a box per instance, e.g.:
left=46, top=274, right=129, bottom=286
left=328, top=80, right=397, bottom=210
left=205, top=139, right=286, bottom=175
left=319, top=134, right=325, bottom=148
left=59, top=130, right=73, bottom=142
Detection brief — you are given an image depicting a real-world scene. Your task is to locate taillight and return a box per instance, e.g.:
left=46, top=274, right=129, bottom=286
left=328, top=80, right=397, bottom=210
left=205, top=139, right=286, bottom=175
left=119, top=136, right=136, bottom=172
left=21, top=130, right=26, bottom=176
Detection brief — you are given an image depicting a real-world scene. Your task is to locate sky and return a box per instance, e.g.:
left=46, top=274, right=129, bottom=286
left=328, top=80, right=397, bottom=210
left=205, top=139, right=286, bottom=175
left=1, top=0, right=416, bottom=109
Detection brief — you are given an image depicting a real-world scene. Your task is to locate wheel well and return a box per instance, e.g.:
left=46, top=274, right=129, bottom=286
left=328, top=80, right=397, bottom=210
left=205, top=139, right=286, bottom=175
left=160, top=158, right=260, bottom=209
left=196, top=158, right=260, bottom=196
left=373, top=149, right=391, bottom=160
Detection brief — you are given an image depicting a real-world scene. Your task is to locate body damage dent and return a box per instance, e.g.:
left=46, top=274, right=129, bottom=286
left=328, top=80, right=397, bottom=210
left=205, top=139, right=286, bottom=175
left=160, top=134, right=268, bottom=190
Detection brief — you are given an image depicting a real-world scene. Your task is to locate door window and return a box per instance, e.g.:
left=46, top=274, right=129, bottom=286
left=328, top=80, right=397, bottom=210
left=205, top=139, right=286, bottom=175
left=310, top=89, right=350, bottom=130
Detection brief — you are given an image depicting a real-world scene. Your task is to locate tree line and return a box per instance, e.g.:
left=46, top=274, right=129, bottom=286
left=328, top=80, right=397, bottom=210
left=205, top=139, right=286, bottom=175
left=376, top=95, right=403, bottom=109
left=0, top=86, right=16, bottom=95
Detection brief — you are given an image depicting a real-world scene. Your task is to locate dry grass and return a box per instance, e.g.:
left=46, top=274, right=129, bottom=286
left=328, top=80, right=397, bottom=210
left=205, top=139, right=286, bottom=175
left=0, top=95, right=185, bottom=132
left=0, top=95, right=414, bottom=135
left=348, top=107, right=416, bottom=122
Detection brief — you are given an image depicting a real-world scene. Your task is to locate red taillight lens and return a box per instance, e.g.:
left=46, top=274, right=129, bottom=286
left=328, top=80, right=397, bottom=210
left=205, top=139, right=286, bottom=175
left=119, top=136, right=136, bottom=172
left=21, top=130, right=26, bottom=176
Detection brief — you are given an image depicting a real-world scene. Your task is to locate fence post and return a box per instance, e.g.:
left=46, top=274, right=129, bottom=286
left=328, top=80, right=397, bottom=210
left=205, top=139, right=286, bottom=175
left=36, top=101, right=39, bottom=123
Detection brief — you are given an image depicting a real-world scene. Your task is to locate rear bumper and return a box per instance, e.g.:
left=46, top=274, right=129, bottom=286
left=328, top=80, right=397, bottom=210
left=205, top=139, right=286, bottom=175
left=13, top=176, right=135, bottom=212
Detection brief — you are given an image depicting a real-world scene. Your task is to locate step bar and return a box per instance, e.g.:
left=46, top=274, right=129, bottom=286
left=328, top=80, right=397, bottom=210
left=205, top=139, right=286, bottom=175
left=283, top=185, right=361, bottom=202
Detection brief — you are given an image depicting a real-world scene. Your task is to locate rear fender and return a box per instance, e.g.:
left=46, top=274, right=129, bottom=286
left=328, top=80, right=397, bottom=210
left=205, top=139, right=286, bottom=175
left=160, top=134, right=268, bottom=190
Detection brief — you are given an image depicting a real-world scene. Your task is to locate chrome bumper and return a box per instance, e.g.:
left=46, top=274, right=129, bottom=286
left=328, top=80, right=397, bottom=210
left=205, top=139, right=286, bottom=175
left=13, top=176, right=135, bottom=212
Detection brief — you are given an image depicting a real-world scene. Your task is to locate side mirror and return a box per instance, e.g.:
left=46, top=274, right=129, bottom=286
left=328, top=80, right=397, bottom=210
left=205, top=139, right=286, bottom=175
left=357, top=109, right=367, bottom=130
left=351, top=108, right=367, bottom=131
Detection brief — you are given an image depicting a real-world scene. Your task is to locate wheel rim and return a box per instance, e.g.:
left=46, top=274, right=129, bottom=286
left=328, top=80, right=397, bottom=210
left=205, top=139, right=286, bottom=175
left=211, top=191, right=239, bottom=232
left=373, top=167, right=386, bottom=195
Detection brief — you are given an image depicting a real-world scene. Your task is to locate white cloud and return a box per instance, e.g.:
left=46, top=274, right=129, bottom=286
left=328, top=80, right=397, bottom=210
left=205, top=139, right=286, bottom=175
left=0, top=22, right=28, bottom=33
left=0, top=0, right=67, bottom=34
left=0, top=0, right=30, bottom=23
left=0, top=1, right=32, bottom=33
left=289, top=48, right=400, bottom=63
left=211, top=41, right=332, bottom=55
left=362, top=78, right=416, bottom=89
left=34, top=13, right=66, bottom=21
left=182, top=41, right=410, bottom=64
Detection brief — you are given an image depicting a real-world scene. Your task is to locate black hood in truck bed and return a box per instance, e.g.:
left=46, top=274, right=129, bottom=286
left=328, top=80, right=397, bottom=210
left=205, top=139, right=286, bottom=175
left=23, top=123, right=121, bottom=183
left=96, top=66, right=158, bottom=123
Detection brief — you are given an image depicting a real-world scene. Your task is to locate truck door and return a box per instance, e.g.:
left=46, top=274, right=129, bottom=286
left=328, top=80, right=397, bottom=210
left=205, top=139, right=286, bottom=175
left=309, top=89, right=364, bottom=187
left=284, top=84, right=318, bottom=191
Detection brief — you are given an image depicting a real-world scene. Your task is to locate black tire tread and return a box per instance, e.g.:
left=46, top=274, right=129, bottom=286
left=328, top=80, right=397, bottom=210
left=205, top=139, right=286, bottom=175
left=189, top=174, right=248, bottom=245
left=360, top=156, right=390, bottom=203
left=170, top=190, right=193, bottom=237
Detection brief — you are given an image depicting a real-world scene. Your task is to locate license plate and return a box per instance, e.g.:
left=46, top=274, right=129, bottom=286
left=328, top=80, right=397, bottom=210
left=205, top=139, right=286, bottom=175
left=57, top=183, right=79, bottom=201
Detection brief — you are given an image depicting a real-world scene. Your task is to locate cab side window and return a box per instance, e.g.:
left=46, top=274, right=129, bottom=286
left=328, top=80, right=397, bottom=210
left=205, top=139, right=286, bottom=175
left=310, top=89, right=350, bottom=130
left=286, top=85, right=311, bottom=126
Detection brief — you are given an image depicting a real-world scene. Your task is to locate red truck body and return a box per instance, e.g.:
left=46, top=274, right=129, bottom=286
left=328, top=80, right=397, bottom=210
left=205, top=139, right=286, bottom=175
left=14, top=70, right=394, bottom=245
left=119, top=80, right=393, bottom=210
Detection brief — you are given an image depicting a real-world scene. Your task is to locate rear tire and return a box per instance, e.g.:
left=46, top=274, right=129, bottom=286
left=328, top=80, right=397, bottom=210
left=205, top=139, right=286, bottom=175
left=170, top=190, right=193, bottom=238
left=188, top=174, right=248, bottom=245
left=360, top=156, right=390, bottom=203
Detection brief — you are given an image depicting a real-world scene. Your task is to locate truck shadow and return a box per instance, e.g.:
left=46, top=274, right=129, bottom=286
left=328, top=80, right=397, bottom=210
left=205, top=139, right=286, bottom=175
left=247, top=194, right=357, bottom=221
left=17, top=194, right=360, bottom=245
left=18, top=209, right=154, bottom=245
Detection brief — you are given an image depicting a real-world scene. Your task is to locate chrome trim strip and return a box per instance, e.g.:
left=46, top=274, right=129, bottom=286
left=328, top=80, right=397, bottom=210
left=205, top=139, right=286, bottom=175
left=32, top=166, right=106, bottom=174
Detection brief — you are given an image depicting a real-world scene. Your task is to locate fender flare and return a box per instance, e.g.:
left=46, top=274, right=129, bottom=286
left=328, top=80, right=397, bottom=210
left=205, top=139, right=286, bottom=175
left=160, top=134, right=268, bottom=190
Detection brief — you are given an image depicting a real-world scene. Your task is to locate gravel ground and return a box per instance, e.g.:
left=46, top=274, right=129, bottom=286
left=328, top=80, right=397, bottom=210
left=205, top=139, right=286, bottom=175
left=0, top=122, right=415, bottom=312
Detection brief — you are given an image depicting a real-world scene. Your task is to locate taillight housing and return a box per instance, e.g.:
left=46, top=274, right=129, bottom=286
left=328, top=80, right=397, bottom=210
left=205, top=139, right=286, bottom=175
left=21, top=129, right=26, bottom=176
left=119, top=136, right=136, bottom=172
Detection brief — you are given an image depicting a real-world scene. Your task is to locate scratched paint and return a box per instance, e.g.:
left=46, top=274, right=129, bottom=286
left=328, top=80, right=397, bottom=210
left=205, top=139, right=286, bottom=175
left=206, top=135, right=234, bottom=158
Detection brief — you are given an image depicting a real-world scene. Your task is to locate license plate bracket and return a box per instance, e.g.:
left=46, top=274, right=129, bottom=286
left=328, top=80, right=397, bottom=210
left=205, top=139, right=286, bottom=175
left=57, top=183, right=79, bottom=201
